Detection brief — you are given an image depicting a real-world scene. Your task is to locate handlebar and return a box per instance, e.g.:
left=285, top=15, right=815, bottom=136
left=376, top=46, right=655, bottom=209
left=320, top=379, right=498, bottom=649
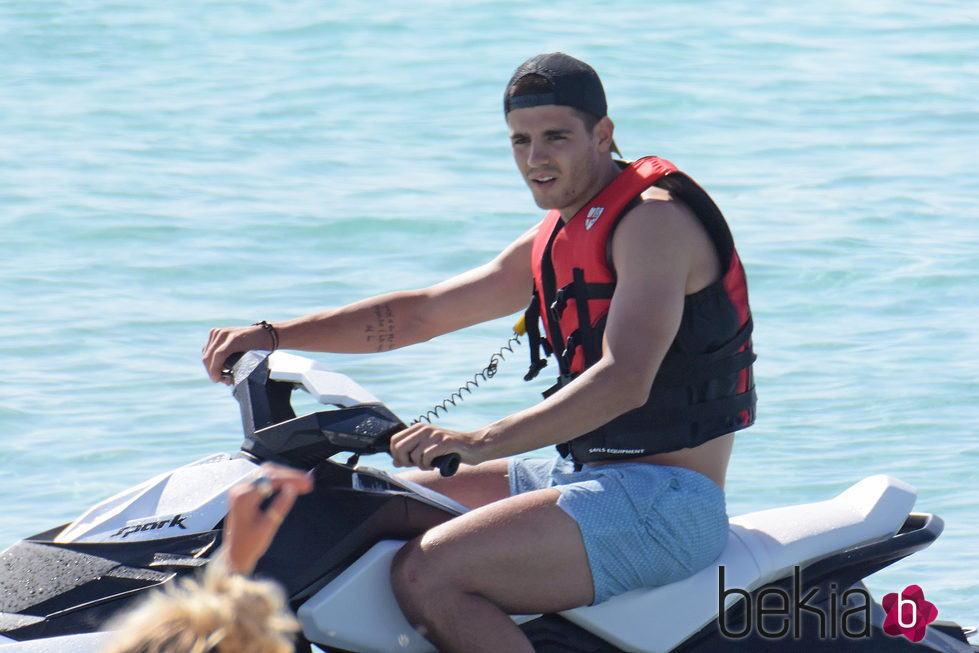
left=228, top=351, right=461, bottom=477
left=431, top=453, right=460, bottom=477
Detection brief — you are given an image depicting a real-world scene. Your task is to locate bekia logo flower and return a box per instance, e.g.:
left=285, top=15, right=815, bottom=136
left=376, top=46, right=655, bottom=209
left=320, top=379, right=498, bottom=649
left=882, top=585, right=938, bottom=642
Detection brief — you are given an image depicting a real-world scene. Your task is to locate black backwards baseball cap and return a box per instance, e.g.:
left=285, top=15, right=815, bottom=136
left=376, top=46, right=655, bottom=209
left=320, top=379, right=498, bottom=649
left=503, top=52, right=607, bottom=118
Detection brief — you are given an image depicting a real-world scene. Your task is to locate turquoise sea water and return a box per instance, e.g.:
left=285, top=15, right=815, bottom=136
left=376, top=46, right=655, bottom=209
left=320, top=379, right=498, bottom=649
left=2, top=0, right=977, bottom=638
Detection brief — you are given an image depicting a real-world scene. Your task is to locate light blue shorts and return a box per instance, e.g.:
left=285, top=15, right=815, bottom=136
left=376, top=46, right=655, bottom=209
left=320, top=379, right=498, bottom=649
left=508, top=455, right=729, bottom=604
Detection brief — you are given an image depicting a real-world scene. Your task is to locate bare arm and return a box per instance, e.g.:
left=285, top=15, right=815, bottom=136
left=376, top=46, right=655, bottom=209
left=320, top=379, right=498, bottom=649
left=218, top=463, right=314, bottom=575
left=203, top=226, right=537, bottom=382
left=391, top=199, right=715, bottom=467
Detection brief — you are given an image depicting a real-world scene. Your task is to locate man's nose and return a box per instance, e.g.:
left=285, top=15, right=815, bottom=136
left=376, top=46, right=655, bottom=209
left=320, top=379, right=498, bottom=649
left=526, top=140, right=550, bottom=168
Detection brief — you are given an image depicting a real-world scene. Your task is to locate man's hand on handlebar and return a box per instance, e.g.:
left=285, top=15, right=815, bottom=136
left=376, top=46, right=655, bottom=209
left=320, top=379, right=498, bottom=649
left=389, top=423, right=478, bottom=477
left=203, top=325, right=271, bottom=385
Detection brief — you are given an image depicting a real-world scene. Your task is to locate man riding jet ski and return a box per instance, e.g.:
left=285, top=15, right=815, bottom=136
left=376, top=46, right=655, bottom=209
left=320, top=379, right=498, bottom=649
left=203, top=52, right=756, bottom=652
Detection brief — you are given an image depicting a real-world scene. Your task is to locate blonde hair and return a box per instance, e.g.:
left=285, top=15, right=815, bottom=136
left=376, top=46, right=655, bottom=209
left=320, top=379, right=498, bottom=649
left=102, top=565, right=299, bottom=653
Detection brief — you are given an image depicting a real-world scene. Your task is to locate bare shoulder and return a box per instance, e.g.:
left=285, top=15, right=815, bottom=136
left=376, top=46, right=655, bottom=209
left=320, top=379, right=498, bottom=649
left=639, top=185, right=675, bottom=203
left=628, top=186, right=698, bottom=230
left=421, top=222, right=541, bottom=332
left=611, top=195, right=720, bottom=294
left=490, top=222, right=538, bottom=277
left=509, top=222, right=540, bottom=253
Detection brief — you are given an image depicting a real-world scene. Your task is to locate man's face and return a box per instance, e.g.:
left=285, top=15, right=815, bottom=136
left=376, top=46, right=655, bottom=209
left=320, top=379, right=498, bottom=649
left=507, top=104, right=609, bottom=219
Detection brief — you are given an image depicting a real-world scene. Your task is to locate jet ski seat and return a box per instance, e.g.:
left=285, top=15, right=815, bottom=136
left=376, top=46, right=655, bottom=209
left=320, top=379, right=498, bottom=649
left=559, top=474, right=918, bottom=652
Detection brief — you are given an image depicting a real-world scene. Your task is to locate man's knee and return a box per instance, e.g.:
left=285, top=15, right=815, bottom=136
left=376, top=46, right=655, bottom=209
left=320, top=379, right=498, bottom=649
left=390, top=539, right=438, bottom=623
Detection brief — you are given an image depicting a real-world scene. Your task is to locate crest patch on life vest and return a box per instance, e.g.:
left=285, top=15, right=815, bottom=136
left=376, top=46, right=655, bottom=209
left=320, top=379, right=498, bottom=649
left=585, top=206, right=604, bottom=230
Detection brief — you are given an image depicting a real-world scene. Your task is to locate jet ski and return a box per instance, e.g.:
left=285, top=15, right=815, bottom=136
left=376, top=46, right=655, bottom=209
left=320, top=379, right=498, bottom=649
left=0, top=350, right=974, bottom=652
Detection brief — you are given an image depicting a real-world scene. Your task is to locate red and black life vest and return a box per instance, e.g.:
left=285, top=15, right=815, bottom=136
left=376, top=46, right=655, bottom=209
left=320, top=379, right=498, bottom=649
left=523, top=156, right=756, bottom=462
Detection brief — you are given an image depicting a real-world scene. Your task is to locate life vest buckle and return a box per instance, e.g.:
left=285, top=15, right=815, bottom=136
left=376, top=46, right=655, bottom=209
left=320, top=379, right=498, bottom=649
left=550, top=287, right=569, bottom=317
left=523, top=358, right=548, bottom=382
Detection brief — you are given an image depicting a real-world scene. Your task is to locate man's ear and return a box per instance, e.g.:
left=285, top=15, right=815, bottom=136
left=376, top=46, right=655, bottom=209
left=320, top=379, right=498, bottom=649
left=595, top=116, right=616, bottom=153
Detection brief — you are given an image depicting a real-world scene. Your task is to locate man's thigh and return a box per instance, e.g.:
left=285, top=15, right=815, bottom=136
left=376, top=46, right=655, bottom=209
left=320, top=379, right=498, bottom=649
left=399, top=487, right=595, bottom=613
left=397, top=458, right=511, bottom=509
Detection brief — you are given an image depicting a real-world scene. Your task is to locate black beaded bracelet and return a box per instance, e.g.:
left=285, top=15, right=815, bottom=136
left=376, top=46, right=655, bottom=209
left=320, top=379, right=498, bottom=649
left=252, top=321, right=279, bottom=351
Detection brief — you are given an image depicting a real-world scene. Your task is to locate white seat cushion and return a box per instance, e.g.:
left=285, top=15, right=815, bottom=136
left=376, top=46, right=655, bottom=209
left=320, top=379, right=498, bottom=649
left=559, top=475, right=917, bottom=653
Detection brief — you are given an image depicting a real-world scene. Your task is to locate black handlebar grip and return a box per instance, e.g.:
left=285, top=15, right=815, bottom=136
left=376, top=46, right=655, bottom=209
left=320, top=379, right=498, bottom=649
left=432, top=453, right=460, bottom=477
left=220, top=352, right=246, bottom=381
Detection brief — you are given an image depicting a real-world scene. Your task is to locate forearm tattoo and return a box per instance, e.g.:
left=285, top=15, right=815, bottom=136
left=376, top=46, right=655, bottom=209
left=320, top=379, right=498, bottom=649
left=365, top=303, right=396, bottom=352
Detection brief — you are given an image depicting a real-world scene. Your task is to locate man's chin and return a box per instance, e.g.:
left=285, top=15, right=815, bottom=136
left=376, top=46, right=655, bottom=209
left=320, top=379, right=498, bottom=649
left=530, top=192, right=557, bottom=211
